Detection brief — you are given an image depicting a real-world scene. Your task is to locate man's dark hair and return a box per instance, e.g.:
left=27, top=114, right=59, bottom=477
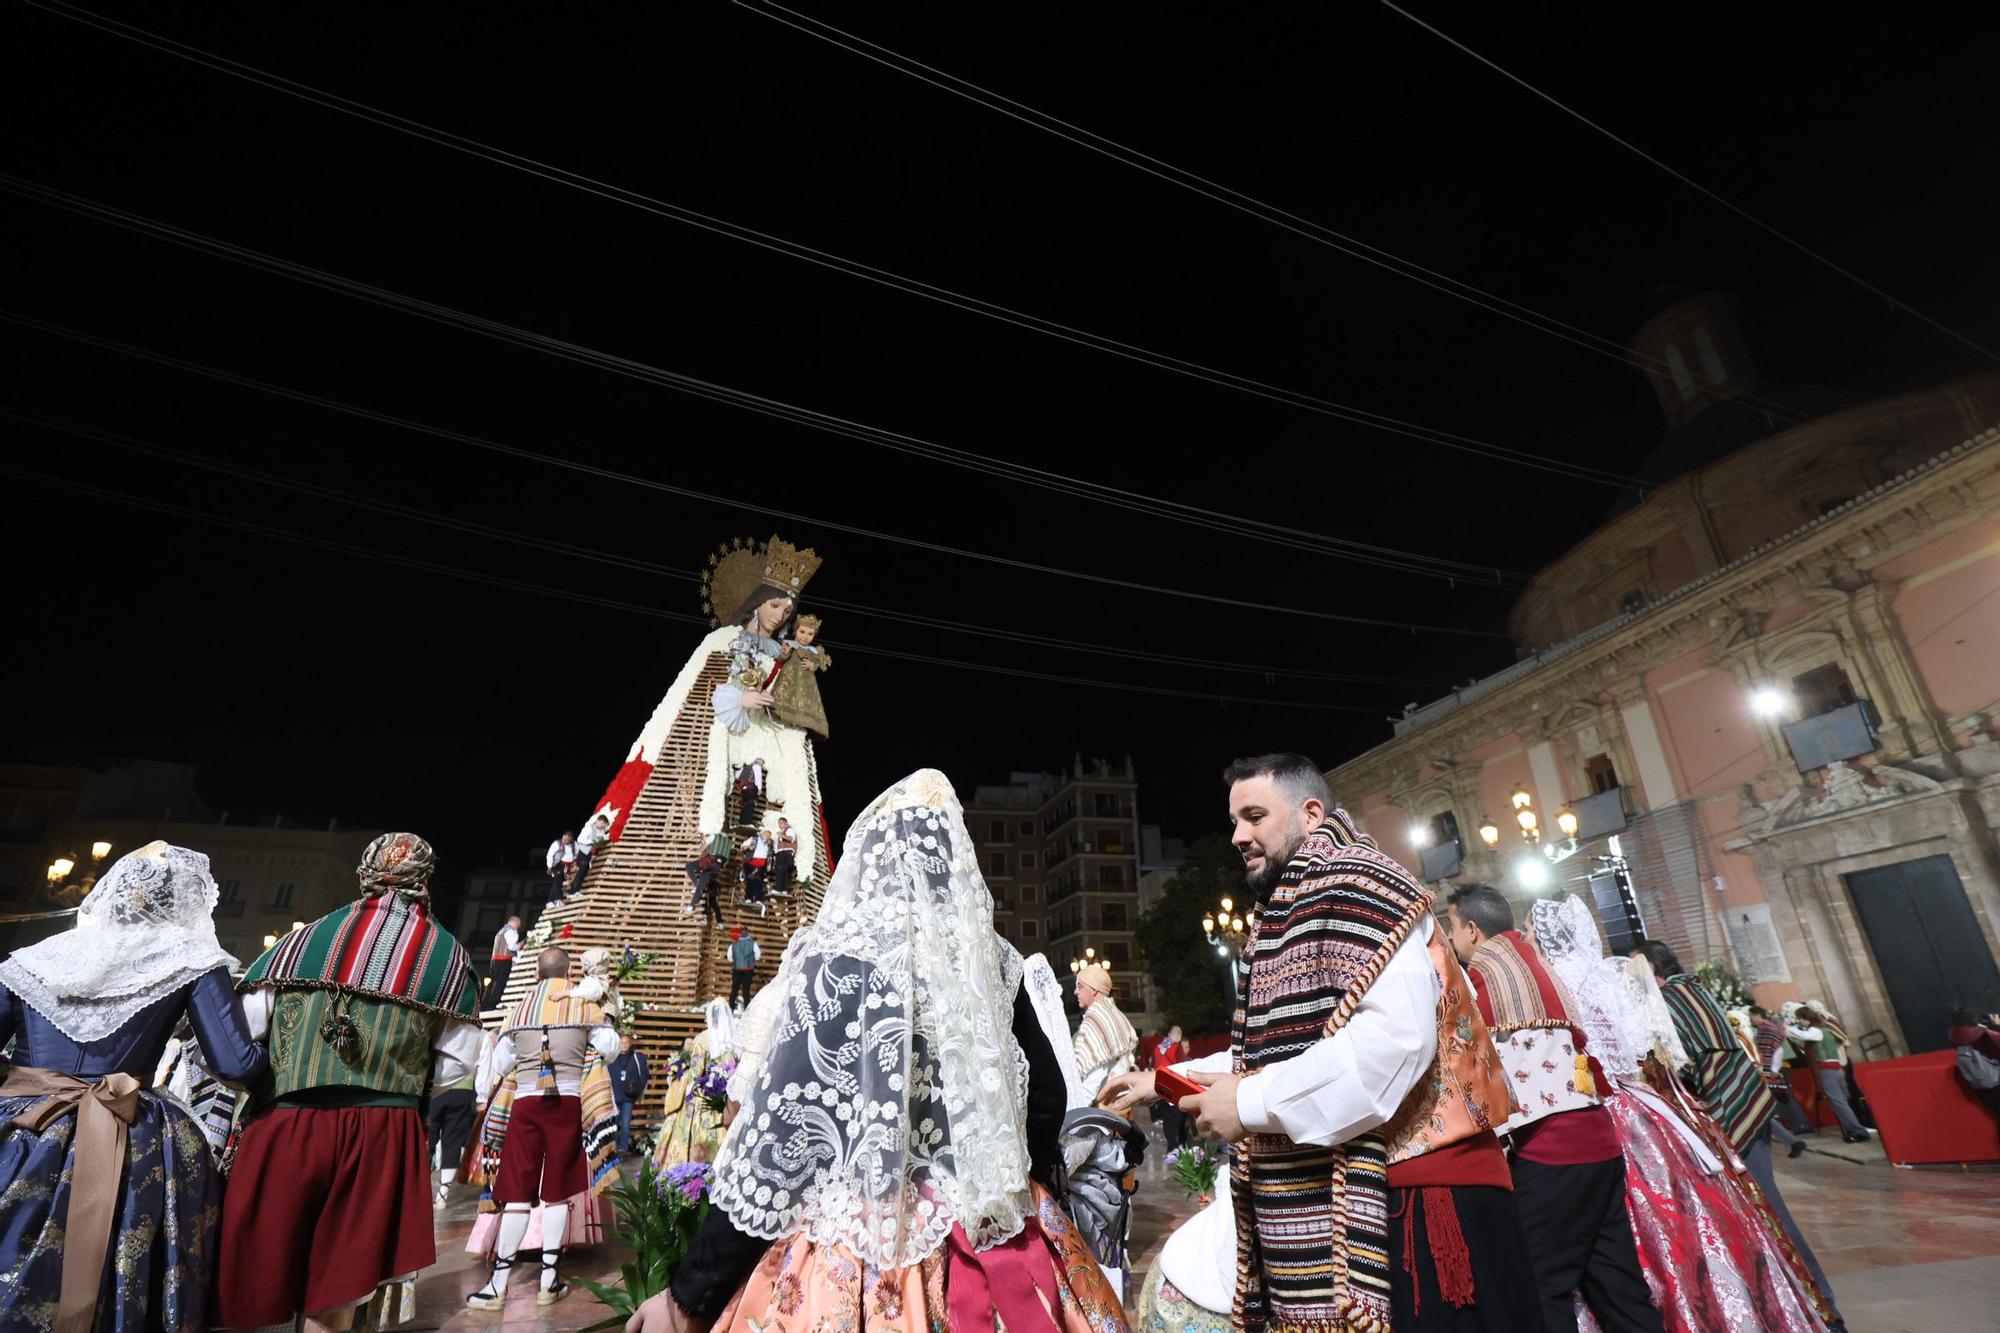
left=1951, top=1007, right=1980, bottom=1028
left=1446, top=883, right=1513, bottom=938
left=1750, top=1005, right=1771, bottom=1020
left=1630, top=939, right=1684, bottom=977
left=537, top=947, right=571, bottom=979
left=1222, top=753, right=1331, bottom=808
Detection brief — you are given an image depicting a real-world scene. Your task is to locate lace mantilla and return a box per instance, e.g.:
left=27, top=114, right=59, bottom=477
left=1530, top=894, right=1689, bottom=1077
left=0, top=841, right=240, bottom=1043
left=709, top=769, right=1033, bottom=1267
left=1023, top=952, right=1090, bottom=1109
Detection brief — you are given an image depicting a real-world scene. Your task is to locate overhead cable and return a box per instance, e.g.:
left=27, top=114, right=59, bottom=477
left=2, top=405, right=1451, bottom=689
left=1378, top=0, right=1998, bottom=364
left=0, top=302, right=1501, bottom=639
left=0, top=172, right=1521, bottom=589
left=2, top=461, right=1405, bottom=714
left=24, top=0, right=1649, bottom=491
left=730, top=0, right=1819, bottom=422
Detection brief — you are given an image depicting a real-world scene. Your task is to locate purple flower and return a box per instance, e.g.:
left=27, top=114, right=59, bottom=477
left=661, top=1161, right=714, bottom=1204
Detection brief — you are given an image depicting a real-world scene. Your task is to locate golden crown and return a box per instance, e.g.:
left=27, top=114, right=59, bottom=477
left=700, top=536, right=823, bottom=626
left=795, top=614, right=822, bottom=632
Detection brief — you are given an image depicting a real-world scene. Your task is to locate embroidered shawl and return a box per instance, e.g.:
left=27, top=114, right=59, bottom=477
left=1231, top=809, right=1431, bottom=1333
left=1466, top=930, right=1599, bottom=1134
left=1074, top=995, right=1138, bottom=1095
left=240, top=891, right=477, bottom=1020
left=469, top=979, right=619, bottom=1200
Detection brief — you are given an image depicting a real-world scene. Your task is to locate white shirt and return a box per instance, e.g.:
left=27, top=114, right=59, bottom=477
left=547, top=839, right=577, bottom=871
left=577, top=823, right=611, bottom=854
left=477, top=1022, right=622, bottom=1100
left=493, top=923, right=522, bottom=959
left=1177, top=917, right=1441, bottom=1147
left=240, top=987, right=486, bottom=1091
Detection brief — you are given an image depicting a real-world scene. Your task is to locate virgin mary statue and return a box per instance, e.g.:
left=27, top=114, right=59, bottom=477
left=588, top=535, right=828, bottom=877
left=490, top=536, right=831, bottom=1073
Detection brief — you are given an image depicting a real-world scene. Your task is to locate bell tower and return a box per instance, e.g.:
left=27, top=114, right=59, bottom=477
left=1631, top=288, right=1758, bottom=427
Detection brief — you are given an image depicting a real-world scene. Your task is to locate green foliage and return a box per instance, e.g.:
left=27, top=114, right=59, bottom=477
left=572, top=1159, right=712, bottom=1331
left=1696, top=959, right=1754, bottom=1008
left=1135, top=834, right=1245, bottom=1035
left=1166, top=1140, right=1225, bottom=1200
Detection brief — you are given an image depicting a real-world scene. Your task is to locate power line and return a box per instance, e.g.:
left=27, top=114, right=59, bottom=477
left=1, top=460, right=1404, bottom=714
left=1377, top=1, right=1999, bottom=365
left=0, top=173, right=1516, bottom=590
left=1, top=405, right=1451, bottom=690
left=730, top=0, right=1817, bottom=428
left=22, top=0, right=1650, bottom=492
left=0, top=303, right=1504, bottom=639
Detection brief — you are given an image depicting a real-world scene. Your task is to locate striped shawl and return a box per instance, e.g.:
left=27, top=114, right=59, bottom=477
left=1232, top=809, right=1431, bottom=1333
left=240, top=891, right=477, bottom=1020
left=469, top=980, right=619, bottom=1200
left=1660, top=974, right=1773, bottom=1155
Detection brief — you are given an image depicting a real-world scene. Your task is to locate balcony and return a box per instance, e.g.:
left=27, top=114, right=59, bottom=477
left=1571, top=786, right=1629, bottom=840
left=1418, top=839, right=1463, bottom=882
left=1782, top=700, right=1881, bottom=772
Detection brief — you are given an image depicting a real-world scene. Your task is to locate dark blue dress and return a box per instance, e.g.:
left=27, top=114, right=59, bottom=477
left=0, top=967, right=265, bottom=1333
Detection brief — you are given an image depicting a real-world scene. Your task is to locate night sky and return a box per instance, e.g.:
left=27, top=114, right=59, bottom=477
left=6, top=2, right=1996, bottom=901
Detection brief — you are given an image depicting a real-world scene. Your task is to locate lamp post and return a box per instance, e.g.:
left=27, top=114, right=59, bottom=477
left=1478, top=787, right=1580, bottom=888
left=1201, top=894, right=1254, bottom=958
left=44, top=840, right=114, bottom=908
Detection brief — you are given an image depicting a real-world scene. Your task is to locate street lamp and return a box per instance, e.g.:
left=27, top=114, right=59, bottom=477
left=1504, top=788, right=1582, bottom=884
left=90, top=841, right=114, bottom=863
left=1477, top=815, right=1500, bottom=849
left=1069, top=946, right=1098, bottom=975
left=1202, top=894, right=1254, bottom=956
left=1750, top=686, right=1791, bottom=718
left=49, top=857, right=75, bottom=880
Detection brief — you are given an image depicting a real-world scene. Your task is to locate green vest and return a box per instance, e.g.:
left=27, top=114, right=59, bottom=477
left=268, top=990, right=436, bottom=1105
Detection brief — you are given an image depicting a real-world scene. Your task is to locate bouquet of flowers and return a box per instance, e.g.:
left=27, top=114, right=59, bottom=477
left=573, top=1160, right=714, bottom=1330
left=697, top=1057, right=736, bottom=1112
left=1165, top=1141, right=1224, bottom=1206
left=1696, top=960, right=1754, bottom=1009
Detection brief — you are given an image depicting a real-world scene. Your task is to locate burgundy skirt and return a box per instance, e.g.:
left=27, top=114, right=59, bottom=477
left=492, top=1093, right=590, bottom=1204
left=215, top=1104, right=434, bottom=1325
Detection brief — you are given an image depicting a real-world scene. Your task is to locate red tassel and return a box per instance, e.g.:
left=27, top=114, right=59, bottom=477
left=1422, top=1186, right=1477, bottom=1308
left=1393, top=1193, right=1421, bottom=1317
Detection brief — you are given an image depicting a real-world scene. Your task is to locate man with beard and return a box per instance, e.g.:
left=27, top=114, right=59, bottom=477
left=1104, top=754, right=1537, bottom=1332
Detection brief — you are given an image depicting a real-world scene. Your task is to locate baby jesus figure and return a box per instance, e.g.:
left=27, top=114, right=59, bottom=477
left=769, top=615, right=830, bottom=740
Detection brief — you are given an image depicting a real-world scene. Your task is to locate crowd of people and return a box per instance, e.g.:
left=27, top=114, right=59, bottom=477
left=0, top=750, right=1971, bottom=1332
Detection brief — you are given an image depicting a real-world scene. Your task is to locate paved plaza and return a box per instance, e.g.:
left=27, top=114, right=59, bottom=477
left=409, top=1130, right=1999, bottom=1332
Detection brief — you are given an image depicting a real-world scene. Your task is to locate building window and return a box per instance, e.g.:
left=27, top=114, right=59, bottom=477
left=1585, top=754, right=1620, bottom=794
left=1018, top=821, right=1034, bottom=836
left=217, top=880, right=245, bottom=918
left=271, top=881, right=296, bottom=909
left=1021, top=919, right=1038, bottom=939
left=1019, top=851, right=1036, bottom=869
left=988, top=821, right=1007, bottom=843
left=1102, top=943, right=1130, bottom=969
left=1093, top=793, right=1122, bottom=818
left=1792, top=663, right=1857, bottom=718
left=988, top=852, right=1007, bottom=877
left=1101, top=904, right=1126, bottom=930
left=1428, top=811, right=1461, bottom=847
left=1097, top=864, right=1126, bottom=890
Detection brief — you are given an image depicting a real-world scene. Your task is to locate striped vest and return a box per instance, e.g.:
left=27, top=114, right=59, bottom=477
left=268, top=990, right=435, bottom=1101
left=1465, top=930, right=1599, bottom=1136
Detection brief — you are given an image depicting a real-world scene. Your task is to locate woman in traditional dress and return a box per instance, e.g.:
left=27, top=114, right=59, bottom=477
left=649, top=998, right=738, bottom=1171
left=1134, top=1171, right=1236, bottom=1333
left=0, top=841, right=265, bottom=1332
left=624, top=769, right=1127, bottom=1333
left=1530, top=894, right=1832, bottom=1333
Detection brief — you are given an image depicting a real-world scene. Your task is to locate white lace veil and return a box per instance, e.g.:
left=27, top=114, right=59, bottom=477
left=0, top=840, right=240, bottom=1044
left=1022, top=952, right=1090, bottom=1109
left=1530, top=894, right=1688, bottom=1076
left=710, top=768, right=1033, bottom=1267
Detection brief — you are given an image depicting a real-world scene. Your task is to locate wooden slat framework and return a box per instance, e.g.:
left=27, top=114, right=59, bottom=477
left=487, top=652, right=828, bottom=1130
